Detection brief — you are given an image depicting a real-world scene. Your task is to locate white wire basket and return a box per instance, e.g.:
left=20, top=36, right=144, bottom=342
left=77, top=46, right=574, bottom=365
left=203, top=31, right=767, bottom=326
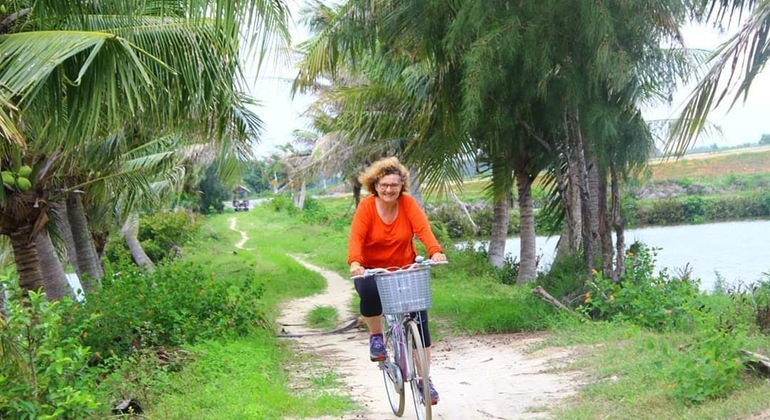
left=375, top=267, right=432, bottom=314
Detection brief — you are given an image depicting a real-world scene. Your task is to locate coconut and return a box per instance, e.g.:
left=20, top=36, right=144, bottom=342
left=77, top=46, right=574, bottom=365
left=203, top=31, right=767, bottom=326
left=16, top=176, right=32, bottom=192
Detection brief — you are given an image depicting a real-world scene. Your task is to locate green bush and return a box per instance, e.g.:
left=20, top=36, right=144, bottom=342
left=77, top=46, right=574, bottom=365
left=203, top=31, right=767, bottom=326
left=105, top=211, right=201, bottom=265
left=538, top=252, right=587, bottom=300
left=666, top=326, right=747, bottom=404
left=74, top=260, right=266, bottom=359
left=758, top=190, right=770, bottom=215
left=472, top=204, right=495, bottom=236
left=270, top=194, right=297, bottom=215
left=300, top=196, right=332, bottom=224
left=632, top=192, right=770, bottom=227
left=497, top=254, right=520, bottom=285
left=645, top=198, right=686, bottom=225
left=429, top=203, right=475, bottom=238
left=580, top=243, right=703, bottom=332
left=0, top=289, right=100, bottom=419
left=139, top=211, right=201, bottom=261
left=682, top=196, right=706, bottom=222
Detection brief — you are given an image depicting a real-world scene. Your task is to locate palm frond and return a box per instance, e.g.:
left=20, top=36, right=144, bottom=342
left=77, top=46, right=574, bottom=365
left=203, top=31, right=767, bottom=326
left=669, top=0, right=770, bottom=155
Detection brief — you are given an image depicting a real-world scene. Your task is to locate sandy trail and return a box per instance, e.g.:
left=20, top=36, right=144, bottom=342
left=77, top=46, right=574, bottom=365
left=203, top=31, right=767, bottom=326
left=277, top=256, right=583, bottom=420
left=228, top=213, right=582, bottom=419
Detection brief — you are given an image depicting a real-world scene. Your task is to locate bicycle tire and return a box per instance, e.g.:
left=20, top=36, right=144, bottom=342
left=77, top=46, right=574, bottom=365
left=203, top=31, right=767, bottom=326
left=382, top=328, right=405, bottom=416
left=406, top=320, right=431, bottom=420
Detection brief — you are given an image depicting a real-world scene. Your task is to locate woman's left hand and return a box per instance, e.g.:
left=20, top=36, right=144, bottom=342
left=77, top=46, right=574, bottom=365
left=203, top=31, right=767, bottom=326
left=431, top=252, right=447, bottom=263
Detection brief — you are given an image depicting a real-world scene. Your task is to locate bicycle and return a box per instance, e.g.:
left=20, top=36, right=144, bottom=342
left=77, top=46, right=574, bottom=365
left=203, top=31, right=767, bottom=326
left=353, top=257, right=446, bottom=420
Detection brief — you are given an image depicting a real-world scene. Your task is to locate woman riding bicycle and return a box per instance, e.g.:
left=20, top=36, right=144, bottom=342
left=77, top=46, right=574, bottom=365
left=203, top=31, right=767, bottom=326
left=348, top=156, right=447, bottom=405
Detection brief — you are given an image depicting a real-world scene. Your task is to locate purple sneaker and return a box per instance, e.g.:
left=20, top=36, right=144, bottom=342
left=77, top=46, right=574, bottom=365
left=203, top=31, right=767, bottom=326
left=369, top=334, right=386, bottom=362
left=418, top=378, right=439, bottom=405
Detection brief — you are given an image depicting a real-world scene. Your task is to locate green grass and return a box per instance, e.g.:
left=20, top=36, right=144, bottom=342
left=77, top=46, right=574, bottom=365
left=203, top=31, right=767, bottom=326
left=306, top=305, right=340, bottom=330
left=149, top=332, right=354, bottom=419
left=546, top=322, right=770, bottom=419
left=142, top=210, right=353, bottom=419
left=146, top=198, right=770, bottom=420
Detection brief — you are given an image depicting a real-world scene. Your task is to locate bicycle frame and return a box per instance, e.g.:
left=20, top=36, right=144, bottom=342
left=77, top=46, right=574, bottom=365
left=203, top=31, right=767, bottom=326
left=352, top=258, right=445, bottom=419
left=381, top=313, right=412, bottom=385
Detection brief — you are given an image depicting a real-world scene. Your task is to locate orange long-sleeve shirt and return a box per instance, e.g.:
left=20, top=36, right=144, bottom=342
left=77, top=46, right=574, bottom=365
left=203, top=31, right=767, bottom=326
left=347, top=194, right=443, bottom=269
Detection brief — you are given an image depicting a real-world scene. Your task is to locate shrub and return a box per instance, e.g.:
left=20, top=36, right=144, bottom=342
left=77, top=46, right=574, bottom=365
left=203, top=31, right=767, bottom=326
left=106, top=211, right=201, bottom=265
left=138, top=211, right=201, bottom=261
left=300, top=196, right=332, bottom=224
left=74, top=260, right=266, bottom=358
left=646, top=198, right=686, bottom=225
left=497, top=254, right=520, bottom=285
left=682, top=196, right=706, bottom=222
left=428, top=203, right=475, bottom=238
left=758, top=190, right=770, bottom=215
left=270, top=194, right=297, bottom=215
left=538, top=252, right=587, bottom=301
left=0, top=289, right=100, bottom=419
left=666, top=326, right=747, bottom=404
left=580, top=243, right=703, bottom=332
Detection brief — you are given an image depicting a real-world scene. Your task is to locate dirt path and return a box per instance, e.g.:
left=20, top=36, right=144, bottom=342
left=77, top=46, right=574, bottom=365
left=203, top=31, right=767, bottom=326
left=227, top=216, right=582, bottom=419
left=228, top=217, right=252, bottom=250
left=277, top=256, right=583, bottom=420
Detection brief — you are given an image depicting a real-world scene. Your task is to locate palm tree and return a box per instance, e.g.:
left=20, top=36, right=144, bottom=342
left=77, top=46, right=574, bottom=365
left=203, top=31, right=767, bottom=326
left=0, top=0, right=289, bottom=297
left=293, top=0, right=469, bottom=198
left=670, top=0, right=770, bottom=153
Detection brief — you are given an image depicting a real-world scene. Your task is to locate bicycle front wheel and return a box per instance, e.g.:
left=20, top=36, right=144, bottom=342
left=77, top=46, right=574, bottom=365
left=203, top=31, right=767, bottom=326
left=406, top=320, right=431, bottom=420
left=383, top=329, right=405, bottom=416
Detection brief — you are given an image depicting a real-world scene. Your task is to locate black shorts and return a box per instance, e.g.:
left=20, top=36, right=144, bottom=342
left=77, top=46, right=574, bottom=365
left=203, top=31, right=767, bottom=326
left=354, top=275, right=432, bottom=347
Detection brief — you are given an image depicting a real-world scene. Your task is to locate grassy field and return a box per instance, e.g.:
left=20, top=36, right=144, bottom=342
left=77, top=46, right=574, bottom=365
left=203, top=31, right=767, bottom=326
left=142, top=149, right=770, bottom=418
left=649, top=147, right=770, bottom=181
left=143, top=201, right=770, bottom=420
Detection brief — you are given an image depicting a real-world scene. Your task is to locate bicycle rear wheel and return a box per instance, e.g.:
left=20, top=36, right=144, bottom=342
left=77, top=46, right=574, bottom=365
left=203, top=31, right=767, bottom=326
left=406, top=320, right=431, bottom=420
left=383, top=329, right=405, bottom=416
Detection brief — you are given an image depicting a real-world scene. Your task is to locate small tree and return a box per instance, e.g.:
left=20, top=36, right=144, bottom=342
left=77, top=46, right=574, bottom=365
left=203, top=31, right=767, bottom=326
left=760, top=134, right=770, bottom=145
left=198, top=164, right=229, bottom=214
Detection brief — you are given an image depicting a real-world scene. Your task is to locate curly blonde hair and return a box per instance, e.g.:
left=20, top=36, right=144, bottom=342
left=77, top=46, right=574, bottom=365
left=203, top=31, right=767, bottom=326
left=358, top=157, right=410, bottom=196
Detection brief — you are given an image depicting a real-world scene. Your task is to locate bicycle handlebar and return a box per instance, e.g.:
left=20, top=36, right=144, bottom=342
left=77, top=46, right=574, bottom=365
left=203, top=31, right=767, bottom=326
left=350, top=258, right=448, bottom=280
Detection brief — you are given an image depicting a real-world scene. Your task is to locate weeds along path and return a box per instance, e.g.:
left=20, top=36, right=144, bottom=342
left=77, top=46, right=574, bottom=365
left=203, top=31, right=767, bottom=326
left=228, top=216, right=252, bottom=250
left=278, top=256, right=584, bottom=420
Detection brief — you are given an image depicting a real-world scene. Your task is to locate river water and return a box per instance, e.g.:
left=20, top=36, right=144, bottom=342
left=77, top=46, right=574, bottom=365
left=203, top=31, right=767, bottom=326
left=491, top=219, right=770, bottom=291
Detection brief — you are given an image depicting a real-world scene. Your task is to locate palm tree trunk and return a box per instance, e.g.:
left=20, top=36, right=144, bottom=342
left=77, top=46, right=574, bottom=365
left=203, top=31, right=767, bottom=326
left=584, top=149, right=602, bottom=272
left=515, top=168, right=537, bottom=283
left=122, top=212, right=156, bottom=272
left=488, top=162, right=513, bottom=268
left=598, top=171, right=615, bottom=279
left=35, top=229, right=74, bottom=300
left=408, top=166, right=425, bottom=208
left=352, top=178, right=362, bottom=208
left=66, top=192, right=102, bottom=291
left=9, top=224, right=44, bottom=297
left=610, top=163, right=625, bottom=281
left=51, top=200, right=81, bottom=279
left=297, top=181, right=307, bottom=209
left=554, top=130, right=582, bottom=262
left=570, top=110, right=599, bottom=272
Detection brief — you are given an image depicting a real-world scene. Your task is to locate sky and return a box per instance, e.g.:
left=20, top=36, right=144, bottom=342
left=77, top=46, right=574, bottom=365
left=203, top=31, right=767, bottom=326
left=642, top=22, right=770, bottom=148
left=245, top=4, right=770, bottom=158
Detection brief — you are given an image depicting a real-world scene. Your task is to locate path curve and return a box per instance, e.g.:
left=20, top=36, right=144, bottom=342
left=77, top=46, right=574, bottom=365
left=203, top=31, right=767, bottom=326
left=280, top=257, right=584, bottom=420
left=228, top=216, right=252, bottom=250
left=226, top=216, right=583, bottom=418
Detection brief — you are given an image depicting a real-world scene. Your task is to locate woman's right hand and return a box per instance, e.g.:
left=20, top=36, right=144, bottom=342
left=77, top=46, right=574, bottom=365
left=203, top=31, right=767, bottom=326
left=350, top=261, right=365, bottom=277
